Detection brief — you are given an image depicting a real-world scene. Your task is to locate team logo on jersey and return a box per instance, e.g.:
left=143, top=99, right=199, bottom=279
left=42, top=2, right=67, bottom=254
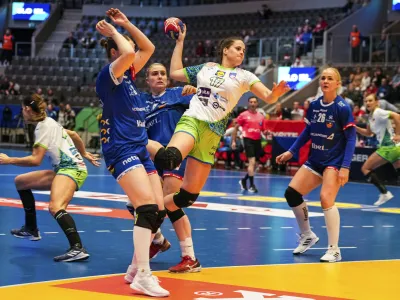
left=326, top=122, right=333, bottom=128
left=101, top=137, right=110, bottom=144
left=100, top=119, right=110, bottom=125
left=215, top=70, right=225, bottom=77
left=229, top=72, right=237, bottom=79
left=101, top=128, right=110, bottom=134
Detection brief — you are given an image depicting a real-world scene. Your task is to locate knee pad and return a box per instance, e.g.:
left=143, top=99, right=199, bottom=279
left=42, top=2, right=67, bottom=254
left=173, top=188, right=199, bottom=208
left=154, top=209, right=167, bottom=233
left=135, top=204, right=158, bottom=232
left=284, top=186, right=304, bottom=207
left=154, top=147, right=182, bottom=171
left=126, top=202, right=135, bottom=217
left=167, top=208, right=185, bottom=224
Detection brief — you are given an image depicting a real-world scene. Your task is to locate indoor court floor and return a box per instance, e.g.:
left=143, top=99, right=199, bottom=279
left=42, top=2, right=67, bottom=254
left=0, top=148, right=399, bottom=300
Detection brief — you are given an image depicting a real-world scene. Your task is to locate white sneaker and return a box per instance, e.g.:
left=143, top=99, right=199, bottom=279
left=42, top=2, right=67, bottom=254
left=130, top=270, right=170, bottom=297
left=374, top=191, right=394, bottom=206
left=320, top=246, right=342, bottom=262
left=293, top=232, right=319, bottom=254
left=124, top=264, right=137, bottom=284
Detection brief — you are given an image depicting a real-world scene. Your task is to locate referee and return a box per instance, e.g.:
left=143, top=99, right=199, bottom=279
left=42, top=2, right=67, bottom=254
left=232, top=96, right=266, bottom=193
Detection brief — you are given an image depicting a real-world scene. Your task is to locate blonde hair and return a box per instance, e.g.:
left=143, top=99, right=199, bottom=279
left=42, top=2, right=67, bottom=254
left=145, top=63, right=166, bottom=78
left=23, top=93, right=47, bottom=122
left=322, top=67, right=342, bottom=93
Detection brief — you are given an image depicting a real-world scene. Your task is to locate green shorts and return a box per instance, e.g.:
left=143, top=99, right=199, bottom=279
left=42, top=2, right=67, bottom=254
left=175, top=116, right=221, bottom=165
left=57, top=168, right=88, bottom=191
left=376, top=145, right=400, bottom=163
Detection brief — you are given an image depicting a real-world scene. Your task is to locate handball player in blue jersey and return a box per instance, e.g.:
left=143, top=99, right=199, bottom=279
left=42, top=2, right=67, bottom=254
left=142, top=63, right=201, bottom=273
left=276, top=68, right=357, bottom=263
left=95, top=8, right=168, bottom=297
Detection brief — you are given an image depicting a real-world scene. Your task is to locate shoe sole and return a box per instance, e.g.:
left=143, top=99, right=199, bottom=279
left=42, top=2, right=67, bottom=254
left=293, top=237, right=320, bottom=255
left=150, top=241, right=171, bottom=260
left=169, top=265, right=202, bottom=273
left=130, top=281, right=169, bottom=297
left=55, top=253, right=90, bottom=262
left=320, top=256, right=342, bottom=263
left=11, top=234, right=41, bottom=241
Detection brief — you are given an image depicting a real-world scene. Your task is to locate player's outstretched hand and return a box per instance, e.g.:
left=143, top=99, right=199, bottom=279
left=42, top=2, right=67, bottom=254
left=177, top=24, right=187, bottom=43
left=338, top=168, right=349, bottom=187
left=271, top=81, right=291, bottom=99
left=96, top=20, right=118, bottom=37
left=276, top=151, right=293, bottom=164
left=0, top=153, right=10, bottom=165
left=83, top=152, right=101, bottom=167
left=106, top=8, right=129, bottom=27
left=182, top=85, right=196, bottom=96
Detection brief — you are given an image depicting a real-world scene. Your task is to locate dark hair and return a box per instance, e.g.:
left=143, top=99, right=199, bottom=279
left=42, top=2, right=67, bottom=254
left=145, top=63, right=166, bottom=78
left=217, top=36, right=243, bottom=64
left=23, top=94, right=47, bottom=122
left=248, top=96, right=257, bottom=102
left=100, top=35, right=132, bottom=59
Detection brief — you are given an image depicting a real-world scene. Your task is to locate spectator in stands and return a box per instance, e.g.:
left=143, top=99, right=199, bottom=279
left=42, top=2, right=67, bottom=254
left=57, top=102, right=66, bottom=127
left=195, top=41, right=205, bottom=57
left=389, top=66, right=400, bottom=103
left=350, top=25, right=362, bottom=63
left=1, top=28, right=14, bottom=65
left=376, top=78, right=392, bottom=100
left=81, top=32, right=96, bottom=49
left=295, top=27, right=304, bottom=57
left=313, top=16, right=328, bottom=46
left=373, top=67, right=384, bottom=86
left=303, top=99, right=310, bottom=116
left=254, top=58, right=267, bottom=76
left=291, top=56, right=304, bottom=67
left=64, top=104, right=76, bottom=130
left=290, top=101, right=304, bottom=120
left=351, top=66, right=363, bottom=89
left=301, top=26, right=313, bottom=55
left=366, top=80, right=378, bottom=96
left=360, top=70, right=371, bottom=91
left=372, top=32, right=388, bottom=62
left=341, top=90, right=355, bottom=109
left=63, top=32, right=78, bottom=49
left=258, top=4, right=272, bottom=20
left=1, top=105, right=13, bottom=137
left=266, top=57, right=275, bottom=69
left=272, top=102, right=283, bottom=120
left=282, top=53, right=292, bottom=66
left=46, top=103, right=58, bottom=121
left=353, top=104, right=366, bottom=123
left=204, top=39, right=215, bottom=57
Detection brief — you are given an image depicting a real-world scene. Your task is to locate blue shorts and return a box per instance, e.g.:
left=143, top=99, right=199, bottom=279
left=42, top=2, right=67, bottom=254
left=157, top=158, right=187, bottom=180
left=303, top=161, right=340, bottom=178
left=106, top=147, right=157, bottom=182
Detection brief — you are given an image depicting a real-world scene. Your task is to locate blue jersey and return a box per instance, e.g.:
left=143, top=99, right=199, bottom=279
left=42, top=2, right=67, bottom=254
left=305, top=96, right=355, bottom=167
left=96, top=63, right=147, bottom=166
left=144, top=87, right=191, bottom=146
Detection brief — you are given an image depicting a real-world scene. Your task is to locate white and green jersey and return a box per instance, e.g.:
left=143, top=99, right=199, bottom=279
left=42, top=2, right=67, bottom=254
left=368, top=108, right=398, bottom=147
left=34, top=117, right=87, bottom=171
left=183, top=63, right=260, bottom=136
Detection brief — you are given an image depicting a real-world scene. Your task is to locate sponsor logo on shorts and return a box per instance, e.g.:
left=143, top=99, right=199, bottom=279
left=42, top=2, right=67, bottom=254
left=122, top=155, right=139, bottom=165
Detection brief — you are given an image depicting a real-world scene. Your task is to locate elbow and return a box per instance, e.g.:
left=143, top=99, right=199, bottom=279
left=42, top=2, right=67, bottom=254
left=148, top=43, right=155, bottom=55
left=32, top=159, right=41, bottom=167
left=170, top=71, right=179, bottom=81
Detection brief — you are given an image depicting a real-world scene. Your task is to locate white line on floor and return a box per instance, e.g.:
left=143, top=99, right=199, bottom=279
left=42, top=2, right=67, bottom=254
left=342, top=226, right=354, bottom=228
left=238, top=228, right=251, bottom=230
left=259, top=227, right=272, bottom=229
left=280, top=227, right=293, bottom=229
left=121, top=229, right=133, bottom=232
left=96, top=230, right=111, bottom=233
left=216, top=228, right=229, bottom=230
left=43, top=232, right=58, bottom=234
left=193, top=228, right=207, bottom=231
left=273, top=246, right=357, bottom=251
left=382, top=225, right=394, bottom=228
left=362, top=226, right=374, bottom=228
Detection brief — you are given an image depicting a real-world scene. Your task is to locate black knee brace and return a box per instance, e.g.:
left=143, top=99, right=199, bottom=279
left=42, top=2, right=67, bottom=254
left=154, top=147, right=182, bottom=171
left=154, top=209, right=167, bottom=233
left=167, top=208, right=185, bottom=224
left=135, top=204, right=158, bottom=232
left=126, top=203, right=135, bottom=217
left=173, top=188, right=199, bottom=208
left=284, top=186, right=304, bottom=207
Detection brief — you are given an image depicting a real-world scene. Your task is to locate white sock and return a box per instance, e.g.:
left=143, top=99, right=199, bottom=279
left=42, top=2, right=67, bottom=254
left=323, top=205, right=340, bottom=247
left=134, top=226, right=151, bottom=272
left=292, top=202, right=312, bottom=235
left=180, top=237, right=195, bottom=260
left=153, top=228, right=165, bottom=245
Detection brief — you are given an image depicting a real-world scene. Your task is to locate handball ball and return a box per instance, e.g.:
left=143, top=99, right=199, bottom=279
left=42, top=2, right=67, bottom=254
left=164, top=17, right=184, bottom=40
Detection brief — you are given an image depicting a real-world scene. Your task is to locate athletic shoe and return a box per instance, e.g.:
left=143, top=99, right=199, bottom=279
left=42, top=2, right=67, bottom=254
left=293, top=232, right=319, bottom=254
left=124, top=264, right=138, bottom=284
left=150, top=237, right=171, bottom=259
left=10, top=226, right=41, bottom=241
left=320, top=246, right=342, bottom=262
left=53, top=244, right=90, bottom=262
left=130, top=270, right=169, bottom=297
left=374, top=191, right=394, bottom=206
left=168, top=255, right=202, bottom=273
left=248, top=185, right=258, bottom=193
left=239, top=179, right=247, bottom=190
